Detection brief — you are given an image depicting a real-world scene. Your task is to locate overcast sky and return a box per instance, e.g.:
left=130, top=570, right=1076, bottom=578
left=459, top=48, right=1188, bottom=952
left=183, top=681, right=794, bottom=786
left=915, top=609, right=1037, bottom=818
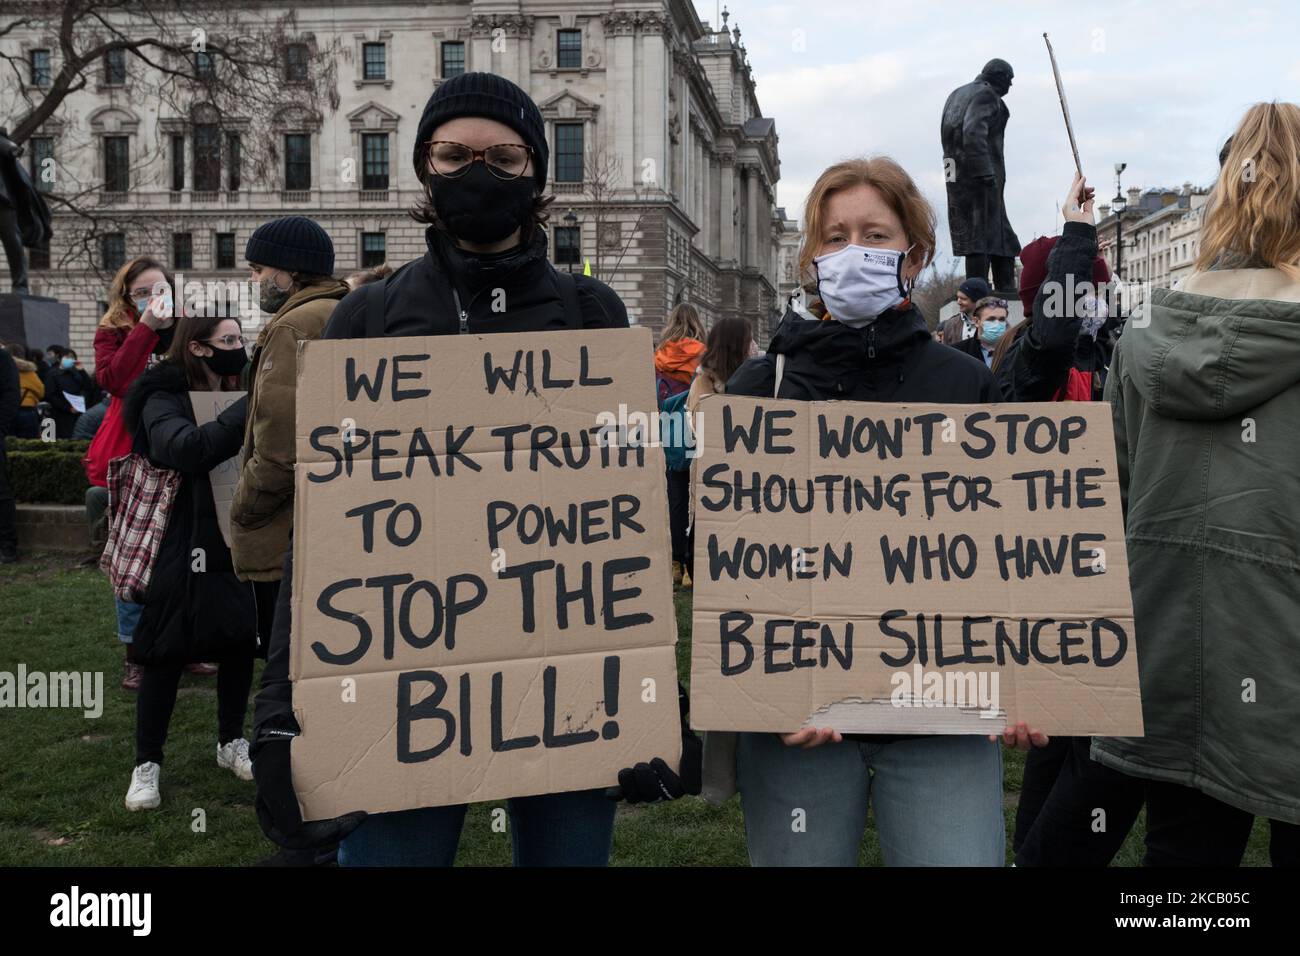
left=693, top=0, right=1300, bottom=267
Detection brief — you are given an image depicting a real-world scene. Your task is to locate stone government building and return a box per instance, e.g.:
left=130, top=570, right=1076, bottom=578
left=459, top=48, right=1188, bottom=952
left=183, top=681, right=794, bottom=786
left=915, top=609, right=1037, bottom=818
left=1, top=1, right=792, bottom=364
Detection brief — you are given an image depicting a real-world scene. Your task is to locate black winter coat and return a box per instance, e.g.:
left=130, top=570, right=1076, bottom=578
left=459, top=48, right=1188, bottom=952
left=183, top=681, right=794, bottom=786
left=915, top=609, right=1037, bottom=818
left=951, top=334, right=992, bottom=366
left=323, top=225, right=628, bottom=338
left=729, top=304, right=1001, bottom=403
left=940, top=75, right=1020, bottom=258
left=995, top=222, right=1114, bottom=402
left=42, top=366, right=99, bottom=438
left=123, top=362, right=255, bottom=666
left=253, top=225, right=630, bottom=751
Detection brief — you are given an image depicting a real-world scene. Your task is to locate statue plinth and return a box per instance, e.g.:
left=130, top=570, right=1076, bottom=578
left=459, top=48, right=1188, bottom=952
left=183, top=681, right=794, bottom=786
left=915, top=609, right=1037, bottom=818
left=0, top=292, right=69, bottom=351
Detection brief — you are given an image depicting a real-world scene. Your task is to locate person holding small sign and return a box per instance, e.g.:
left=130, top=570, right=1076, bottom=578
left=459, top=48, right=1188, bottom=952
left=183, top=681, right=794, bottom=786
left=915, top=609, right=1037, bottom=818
left=121, top=315, right=257, bottom=812
left=250, top=72, right=702, bottom=866
left=706, top=156, right=1048, bottom=867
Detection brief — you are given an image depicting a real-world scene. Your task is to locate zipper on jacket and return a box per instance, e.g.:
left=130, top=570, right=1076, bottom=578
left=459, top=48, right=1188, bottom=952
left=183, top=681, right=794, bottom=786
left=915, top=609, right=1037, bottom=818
left=454, top=288, right=468, bottom=333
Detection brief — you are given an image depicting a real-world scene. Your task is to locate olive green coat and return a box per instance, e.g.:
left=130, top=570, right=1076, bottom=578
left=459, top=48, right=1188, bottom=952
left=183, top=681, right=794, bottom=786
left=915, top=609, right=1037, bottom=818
left=1093, top=265, right=1300, bottom=824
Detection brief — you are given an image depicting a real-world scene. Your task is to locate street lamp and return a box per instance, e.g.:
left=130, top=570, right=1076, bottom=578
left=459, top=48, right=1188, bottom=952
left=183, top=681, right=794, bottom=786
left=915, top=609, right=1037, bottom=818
left=563, top=208, right=579, bottom=274
left=1112, top=162, right=1127, bottom=319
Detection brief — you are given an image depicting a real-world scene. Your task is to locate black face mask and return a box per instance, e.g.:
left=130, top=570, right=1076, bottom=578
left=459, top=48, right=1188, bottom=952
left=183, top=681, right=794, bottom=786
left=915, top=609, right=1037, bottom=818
left=152, top=323, right=175, bottom=355
left=201, top=344, right=249, bottom=378
left=430, top=163, right=535, bottom=244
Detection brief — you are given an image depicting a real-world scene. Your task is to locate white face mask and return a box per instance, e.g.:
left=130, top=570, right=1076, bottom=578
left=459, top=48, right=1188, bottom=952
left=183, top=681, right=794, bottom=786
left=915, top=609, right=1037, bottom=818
left=813, top=243, right=915, bottom=327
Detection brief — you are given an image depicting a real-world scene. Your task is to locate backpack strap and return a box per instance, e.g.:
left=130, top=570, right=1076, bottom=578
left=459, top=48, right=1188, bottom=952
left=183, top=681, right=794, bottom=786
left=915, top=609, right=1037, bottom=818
left=363, top=277, right=388, bottom=338
left=773, top=353, right=785, bottom=398
left=556, top=270, right=582, bottom=327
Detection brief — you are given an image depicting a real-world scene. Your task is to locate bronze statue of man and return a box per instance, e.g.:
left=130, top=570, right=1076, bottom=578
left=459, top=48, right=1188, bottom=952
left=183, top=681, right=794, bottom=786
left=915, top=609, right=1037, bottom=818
left=941, top=59, right=1020, bottom=295
left=0, top=127, right=53, bottom=295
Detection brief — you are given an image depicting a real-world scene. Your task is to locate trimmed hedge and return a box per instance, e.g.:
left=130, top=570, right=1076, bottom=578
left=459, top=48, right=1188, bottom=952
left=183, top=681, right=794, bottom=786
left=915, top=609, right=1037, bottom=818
left=3, top=438, right=92, bottom=505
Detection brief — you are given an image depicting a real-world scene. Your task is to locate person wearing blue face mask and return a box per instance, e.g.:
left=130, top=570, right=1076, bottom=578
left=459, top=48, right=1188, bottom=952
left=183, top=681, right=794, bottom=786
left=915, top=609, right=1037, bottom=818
left=42, top=347, right=100, bottom=438
left=951, top=297, right=1008, bottom=368
left=707, top=157, right=1048, bottom=869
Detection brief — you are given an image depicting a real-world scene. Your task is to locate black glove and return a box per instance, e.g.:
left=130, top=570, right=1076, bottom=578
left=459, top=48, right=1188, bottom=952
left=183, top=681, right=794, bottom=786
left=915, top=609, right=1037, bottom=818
left=216, top=393, right=248, bottom=434
left=610, top=684, right=703, bottom=804
left=253, top=736, right=367, bottom=850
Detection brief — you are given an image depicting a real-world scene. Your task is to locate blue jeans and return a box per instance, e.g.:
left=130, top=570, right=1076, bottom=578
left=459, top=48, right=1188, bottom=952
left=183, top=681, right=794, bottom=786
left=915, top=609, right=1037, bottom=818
left=736, top=732, right=1005, bottom=866
left=115, top=597, right=142, bottom=644
left=337, top=789, right=617, bottom=867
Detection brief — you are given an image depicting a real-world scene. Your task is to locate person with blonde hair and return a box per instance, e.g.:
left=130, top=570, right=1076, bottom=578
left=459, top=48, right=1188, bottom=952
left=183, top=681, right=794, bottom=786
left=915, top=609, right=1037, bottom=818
left=82, top=256, right=218, bottom=691
left=655, top=301, right=707, bottom=585
left=704, top=156, right=1039, bottom=867
left=1093, top=102, right=1300, bottom=864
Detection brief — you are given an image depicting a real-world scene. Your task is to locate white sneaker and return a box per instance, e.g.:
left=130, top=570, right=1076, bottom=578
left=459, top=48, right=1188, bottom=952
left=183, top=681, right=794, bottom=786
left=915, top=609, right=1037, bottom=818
left=125, top=762, right=162, bottom=811
left=217, top=738, right=254, bottom=781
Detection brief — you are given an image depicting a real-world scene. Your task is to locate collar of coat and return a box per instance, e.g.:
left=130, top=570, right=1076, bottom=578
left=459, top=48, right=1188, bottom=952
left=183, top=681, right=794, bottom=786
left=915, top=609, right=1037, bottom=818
left=423, top=224, right=551, bottom=296
left=767, top=302, right=932, bottom=368
left=257, top=278, right=350, bottom=348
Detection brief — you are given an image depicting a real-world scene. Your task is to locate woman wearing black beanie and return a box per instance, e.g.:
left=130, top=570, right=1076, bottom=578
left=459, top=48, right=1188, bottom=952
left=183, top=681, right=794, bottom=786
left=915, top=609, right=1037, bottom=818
left=249, top=73, right=700, bottom=867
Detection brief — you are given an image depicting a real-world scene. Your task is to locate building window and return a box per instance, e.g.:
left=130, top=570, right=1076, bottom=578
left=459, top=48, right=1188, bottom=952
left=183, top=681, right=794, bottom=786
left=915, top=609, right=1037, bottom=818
left=101, top=233, right=126, bottom=271
left=284, top=43, right=309, bottom=83
left=193, top=124, right=220, bottom=192
left=28, top=243, right=50, bottom=270
left=227, top=133, right=241, bottom=191
left=194, top=50, right=215, bottom=79
left=363, top=42, right=386, bottom=80
left=441, top=41, right=465, bottom=78
left=360, top=232, right=386, bottom=267
left=172, top=233, right=193, bottom=270
left=554, top=226, right=580, bottom=265
left=170, top=135, right=184, bottom=191
left=215, top=232, right=236, bottom=269
left=554, top=123, right=583, bottom=183
left=28, top=137, right=53, bottom=193
left=557, top=30, right=582, bottom=69
left=104, top=136, right=130, bottom=192
left=361, top=133, right=389, bottom=190
left=31, top=49, right=52, bottom=86
left=104, top=49, right=126, bottom=86
left=284, top=134, right=311, bottom=190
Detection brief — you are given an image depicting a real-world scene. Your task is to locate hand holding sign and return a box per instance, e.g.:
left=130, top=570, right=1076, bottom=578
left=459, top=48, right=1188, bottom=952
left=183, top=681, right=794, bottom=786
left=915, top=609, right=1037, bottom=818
left=992, top=720, right=1050, bottom=752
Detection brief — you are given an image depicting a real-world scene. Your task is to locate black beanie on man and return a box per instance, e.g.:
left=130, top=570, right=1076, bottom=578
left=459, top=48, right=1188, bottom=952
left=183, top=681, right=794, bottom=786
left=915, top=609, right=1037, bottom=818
left=412, top=72, right=549, bottom=189
left=245, top=216, right=335, bottom=275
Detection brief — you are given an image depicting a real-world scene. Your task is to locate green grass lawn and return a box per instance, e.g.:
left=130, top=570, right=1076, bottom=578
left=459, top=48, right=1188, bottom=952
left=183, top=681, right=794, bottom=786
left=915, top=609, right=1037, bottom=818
left=0, top=552, right=1271, bottom=866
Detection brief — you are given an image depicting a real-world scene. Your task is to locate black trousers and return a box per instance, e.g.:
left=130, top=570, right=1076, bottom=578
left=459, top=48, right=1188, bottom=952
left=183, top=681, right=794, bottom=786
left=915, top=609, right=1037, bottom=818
left=252, top=579, right=281, bottom=661
left=666, top=467, right=690, bottom=564
left=135, top=651, right=255, bottom=765
left=1143, top=780, right=1300, bottom=866
left=964, top=253, right=1017, bottom=296
left=0, top=440, right=15, bottom=553
left=1014, top=736, right=1145, bottom=866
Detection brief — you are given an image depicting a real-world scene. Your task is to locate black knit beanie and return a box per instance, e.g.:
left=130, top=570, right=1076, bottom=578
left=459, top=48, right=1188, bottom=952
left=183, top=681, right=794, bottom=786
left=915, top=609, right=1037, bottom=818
left=413, top=72, right=548, bottom=189
left=245, top=216, right=335, bottom=275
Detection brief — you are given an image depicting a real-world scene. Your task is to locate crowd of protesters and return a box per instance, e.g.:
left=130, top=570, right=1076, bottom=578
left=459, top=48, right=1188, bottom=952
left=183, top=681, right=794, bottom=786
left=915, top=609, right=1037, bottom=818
left=2, top=73, right=1296, bottom=868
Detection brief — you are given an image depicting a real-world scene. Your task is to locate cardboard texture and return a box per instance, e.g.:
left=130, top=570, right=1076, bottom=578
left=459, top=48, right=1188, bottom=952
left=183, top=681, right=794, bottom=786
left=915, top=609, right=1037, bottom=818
left=290, top=328, right=681, bottom=820
left=689, top=396, right=1143, bottom=737
left=189, top=390, right=247, bottom=549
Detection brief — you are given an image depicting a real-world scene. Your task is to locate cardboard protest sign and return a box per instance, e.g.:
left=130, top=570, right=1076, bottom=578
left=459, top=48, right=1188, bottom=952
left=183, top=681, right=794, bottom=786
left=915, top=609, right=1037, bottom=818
left=189, top=390, right=246, bottom=549
left=290, top=328, right=681, bottom=819
left=689, top=397, right=1143, bottom=737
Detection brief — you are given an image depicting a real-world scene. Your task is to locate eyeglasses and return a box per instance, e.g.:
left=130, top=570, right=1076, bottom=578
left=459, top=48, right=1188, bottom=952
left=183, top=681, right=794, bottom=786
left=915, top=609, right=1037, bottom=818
left=205, top=333, right=244, bottom=349
left=426, top=141, right=532, bottom=180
